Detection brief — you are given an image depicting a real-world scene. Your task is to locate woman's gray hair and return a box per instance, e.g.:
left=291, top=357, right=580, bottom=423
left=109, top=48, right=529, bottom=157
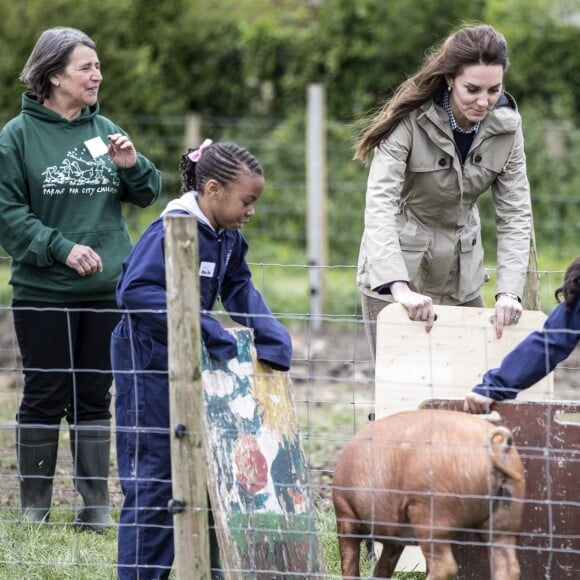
left=20, top=27, right=96, bottom=103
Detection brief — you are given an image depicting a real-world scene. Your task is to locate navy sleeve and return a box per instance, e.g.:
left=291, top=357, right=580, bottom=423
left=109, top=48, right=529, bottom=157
left=200, top=314, right=239, bottom=361
left=115, top=218, right=168, bottom=336
left=472, top=300, right=580, bottom=400
left=219, top=236, right=292, bottom=371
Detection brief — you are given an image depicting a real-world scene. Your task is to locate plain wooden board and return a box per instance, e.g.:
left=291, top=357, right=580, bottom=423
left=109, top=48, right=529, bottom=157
left=375, top=303, right=554, bottom=419
left=201, top=328, right=325, bottom=579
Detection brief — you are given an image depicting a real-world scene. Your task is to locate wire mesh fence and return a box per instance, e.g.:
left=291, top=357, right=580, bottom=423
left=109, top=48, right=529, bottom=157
left=0, top=61, right=579, bottom=573
left=0, top=256, right=578, bottom=578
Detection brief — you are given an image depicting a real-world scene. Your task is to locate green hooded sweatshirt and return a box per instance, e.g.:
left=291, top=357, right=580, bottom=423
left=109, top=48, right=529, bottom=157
left=0, top=93, right=161, bottom=302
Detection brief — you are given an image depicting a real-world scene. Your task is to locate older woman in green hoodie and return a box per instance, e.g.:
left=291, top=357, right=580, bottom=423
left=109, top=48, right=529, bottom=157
left=0, top=27, right=161, bottom=529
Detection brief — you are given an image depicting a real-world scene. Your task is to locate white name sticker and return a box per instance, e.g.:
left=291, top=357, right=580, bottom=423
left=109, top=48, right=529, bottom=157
left=84, top=136, right=109, bottom=159
left=199, top=261, right=216, bottom=277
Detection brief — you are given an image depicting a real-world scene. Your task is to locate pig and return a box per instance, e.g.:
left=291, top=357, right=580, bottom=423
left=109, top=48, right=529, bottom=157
left=332, top=409, right=525, bottom=579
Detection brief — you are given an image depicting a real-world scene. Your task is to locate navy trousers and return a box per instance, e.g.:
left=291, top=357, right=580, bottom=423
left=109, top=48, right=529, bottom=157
left=112, top=318, right=174, bottom=579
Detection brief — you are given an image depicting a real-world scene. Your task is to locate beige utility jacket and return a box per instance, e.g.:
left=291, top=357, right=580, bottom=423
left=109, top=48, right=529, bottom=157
left=357, top=92, right=531, bottom=305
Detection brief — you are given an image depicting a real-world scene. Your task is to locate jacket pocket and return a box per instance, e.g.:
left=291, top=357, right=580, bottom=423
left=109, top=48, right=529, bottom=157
left=399, top=222, right=431, bottom=290
left=457, top=231, right=486, bottom=300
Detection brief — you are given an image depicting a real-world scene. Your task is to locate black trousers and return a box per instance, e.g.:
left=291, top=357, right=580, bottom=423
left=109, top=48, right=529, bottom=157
left=12, top=300, right=120, bottom=425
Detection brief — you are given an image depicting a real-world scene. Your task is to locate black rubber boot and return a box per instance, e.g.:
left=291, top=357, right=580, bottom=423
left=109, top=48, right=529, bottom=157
left=69, top=419, right=114, bottom=531
left=16, top=424, right=60, bottom=523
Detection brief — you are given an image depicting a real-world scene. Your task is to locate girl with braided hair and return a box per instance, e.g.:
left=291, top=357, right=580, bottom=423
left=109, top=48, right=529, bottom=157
left=111, top=139, right=292, bottom=579
left=465, top=257, right=580, bottom=413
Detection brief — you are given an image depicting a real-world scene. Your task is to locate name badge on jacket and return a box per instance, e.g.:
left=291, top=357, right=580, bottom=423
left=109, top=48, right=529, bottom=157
left=200, top=261, right=216, bottom=277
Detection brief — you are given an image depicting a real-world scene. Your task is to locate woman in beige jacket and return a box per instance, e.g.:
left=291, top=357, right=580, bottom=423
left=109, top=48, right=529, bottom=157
left=355, top=24, right=531, bottom=357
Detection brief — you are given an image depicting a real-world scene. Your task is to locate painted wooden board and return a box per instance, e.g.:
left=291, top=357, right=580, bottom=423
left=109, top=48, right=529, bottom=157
left=201, top=328, right=326, bottom=579
left=375, top=303, right=554, bottom=419
left=421, top=399, right=580, bottom=579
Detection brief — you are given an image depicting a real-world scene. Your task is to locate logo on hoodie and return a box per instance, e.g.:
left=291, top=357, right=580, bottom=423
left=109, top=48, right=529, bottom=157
left=41, top=146, right=120, bottom=197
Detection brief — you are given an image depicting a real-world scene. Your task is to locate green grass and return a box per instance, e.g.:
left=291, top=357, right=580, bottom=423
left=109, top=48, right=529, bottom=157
left=0, top=513, right=118, bottom=579
left=245, top=245, right=577, bottom=319
left=0, top=509, right=426, bottom=579
left=0, top=259, right=10, bottom=304
left=318, top=510, right=426, bottom=579
left=248, top=262, right=360, bottom=319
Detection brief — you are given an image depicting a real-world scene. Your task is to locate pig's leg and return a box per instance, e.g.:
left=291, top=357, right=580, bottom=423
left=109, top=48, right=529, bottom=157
left=408, top=503, right=458, bottom=579
left=419, top=541, right=458, bottom=580
left=336, top=517, right=362, bottom=578
left=487, top=534, right=520, bottom=580
left=372, top=541, right=404, bottom=578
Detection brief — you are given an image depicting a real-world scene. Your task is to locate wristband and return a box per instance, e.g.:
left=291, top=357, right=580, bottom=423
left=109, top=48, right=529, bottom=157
left=497, top=292, right=520, bottom=302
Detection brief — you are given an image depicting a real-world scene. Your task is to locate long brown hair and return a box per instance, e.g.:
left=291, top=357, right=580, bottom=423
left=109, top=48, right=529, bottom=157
left=555, top=257, right=580, bottom=309
left=353, top=24, right=509, bottom=161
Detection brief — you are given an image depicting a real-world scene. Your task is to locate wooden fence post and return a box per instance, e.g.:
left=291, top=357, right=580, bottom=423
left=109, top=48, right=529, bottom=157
left=306, top=83, right=328, bottom=328
left=164, top=214, right=211, bottom=578
left=522, top=214, right=542, bottom=311
left=185, top=113, right=202, bottom=149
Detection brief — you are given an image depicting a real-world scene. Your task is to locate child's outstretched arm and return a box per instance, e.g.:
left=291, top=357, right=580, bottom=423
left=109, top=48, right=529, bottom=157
left=226, top=287, right=292, bottom=371
left=219, top=242, right=292, bottom=371
left=465, top=300, right=580, bottom=413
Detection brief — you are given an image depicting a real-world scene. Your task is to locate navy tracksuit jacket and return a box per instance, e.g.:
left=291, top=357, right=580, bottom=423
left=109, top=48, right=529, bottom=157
left=472, top=297, right=580, bottom=400
left=111, top=204, right=292, bottom=579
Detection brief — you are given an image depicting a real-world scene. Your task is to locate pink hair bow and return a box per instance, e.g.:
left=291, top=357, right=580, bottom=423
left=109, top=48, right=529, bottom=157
left=188, top=138, right=213, bottom=163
